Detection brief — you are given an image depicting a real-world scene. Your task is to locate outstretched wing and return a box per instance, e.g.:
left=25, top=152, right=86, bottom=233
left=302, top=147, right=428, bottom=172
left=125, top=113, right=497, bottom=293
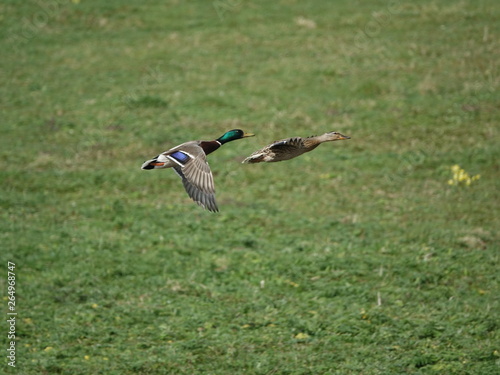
left=267, top=137, right=305, bottom=152
left=243, top=137, right=307, bottom=163
left=167, top=143, right=218, bottom=212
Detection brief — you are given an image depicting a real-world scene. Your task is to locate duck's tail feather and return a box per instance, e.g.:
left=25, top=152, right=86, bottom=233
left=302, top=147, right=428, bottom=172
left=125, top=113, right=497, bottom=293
left=141, top=155, right=167, bottom=170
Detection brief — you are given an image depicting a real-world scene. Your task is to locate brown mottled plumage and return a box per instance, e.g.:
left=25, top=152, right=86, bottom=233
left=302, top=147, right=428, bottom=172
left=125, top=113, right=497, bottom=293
left=242, top=131, right=350, bottom=163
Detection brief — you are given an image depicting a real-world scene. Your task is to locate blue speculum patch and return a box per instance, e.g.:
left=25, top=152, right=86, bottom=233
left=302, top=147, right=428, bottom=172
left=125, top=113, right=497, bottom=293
left=169, top=151, right=190, bottom=164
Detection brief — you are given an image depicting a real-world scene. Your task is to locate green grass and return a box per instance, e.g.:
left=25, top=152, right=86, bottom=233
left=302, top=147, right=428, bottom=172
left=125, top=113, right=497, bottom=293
left=1, top=0, right=499, bottom=374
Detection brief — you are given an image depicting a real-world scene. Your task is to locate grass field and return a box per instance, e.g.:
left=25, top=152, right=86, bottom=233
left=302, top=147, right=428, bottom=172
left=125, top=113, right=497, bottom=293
left=1, top=0, right=499, bottom=374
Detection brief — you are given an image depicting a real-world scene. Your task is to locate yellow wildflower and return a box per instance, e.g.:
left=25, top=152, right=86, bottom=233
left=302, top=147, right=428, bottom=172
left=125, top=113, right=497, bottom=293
left=448, top=165, right=480, bottom=186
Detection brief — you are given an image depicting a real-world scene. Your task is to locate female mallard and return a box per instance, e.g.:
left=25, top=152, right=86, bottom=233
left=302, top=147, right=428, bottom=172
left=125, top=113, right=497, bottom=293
left=242, top=131, right=350, bottom=163
left=142, top=129, right=254, bottom=212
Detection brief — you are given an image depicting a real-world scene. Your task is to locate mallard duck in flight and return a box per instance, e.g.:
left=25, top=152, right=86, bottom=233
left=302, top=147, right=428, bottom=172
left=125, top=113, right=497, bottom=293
left=142, top=129, right=254, bottom=212
left=242, top=131, right=350, bottom=163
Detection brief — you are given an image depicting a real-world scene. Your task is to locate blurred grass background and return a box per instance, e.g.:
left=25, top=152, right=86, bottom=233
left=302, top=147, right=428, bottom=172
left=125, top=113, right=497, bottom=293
left=1, top=0, right=499, bottom=374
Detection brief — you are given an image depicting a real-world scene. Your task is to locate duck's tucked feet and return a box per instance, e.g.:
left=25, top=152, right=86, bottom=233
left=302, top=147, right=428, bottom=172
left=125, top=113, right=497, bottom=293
left=141, top=153, right=172, bottom=170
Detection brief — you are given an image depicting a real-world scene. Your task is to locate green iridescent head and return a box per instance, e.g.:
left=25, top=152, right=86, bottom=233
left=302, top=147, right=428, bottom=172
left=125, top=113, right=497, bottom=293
left=217, top=129, right=255, bottom=144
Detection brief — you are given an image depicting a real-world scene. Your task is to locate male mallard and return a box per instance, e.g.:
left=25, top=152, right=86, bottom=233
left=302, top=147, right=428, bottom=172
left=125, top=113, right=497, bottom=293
left=242, top=131, right=350, bottom=163
left=142, top=129, right=254, bottom=212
